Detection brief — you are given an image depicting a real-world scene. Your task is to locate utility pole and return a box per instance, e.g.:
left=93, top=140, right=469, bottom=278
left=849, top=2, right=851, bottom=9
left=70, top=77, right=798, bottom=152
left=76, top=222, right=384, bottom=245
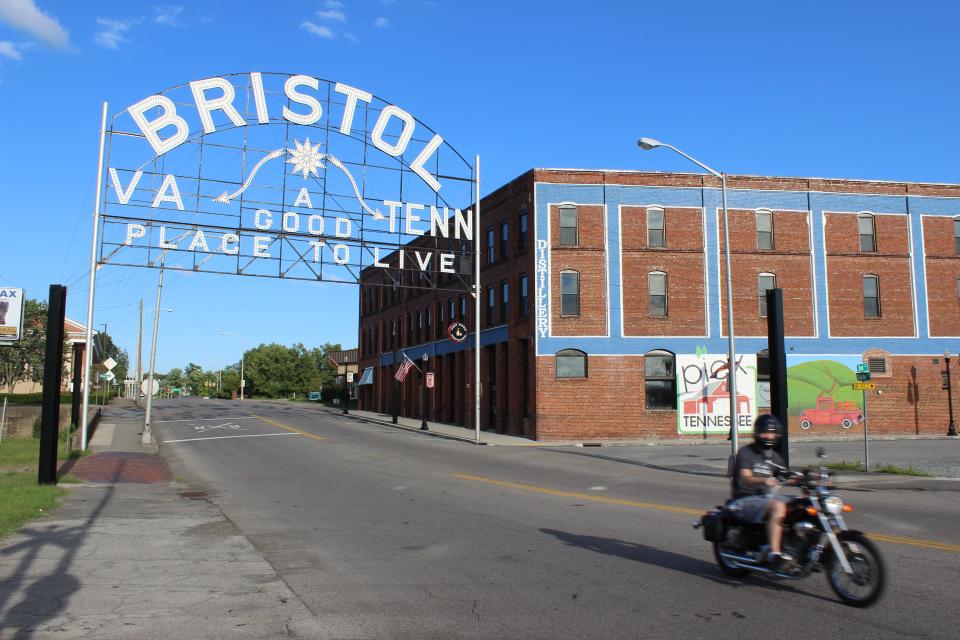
left=136, top=299, right=143, bottom=405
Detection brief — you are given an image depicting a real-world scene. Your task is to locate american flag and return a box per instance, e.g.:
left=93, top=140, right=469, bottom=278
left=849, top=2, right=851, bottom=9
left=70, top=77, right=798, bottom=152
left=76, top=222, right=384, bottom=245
left=394, top=352, right=416, bottom=382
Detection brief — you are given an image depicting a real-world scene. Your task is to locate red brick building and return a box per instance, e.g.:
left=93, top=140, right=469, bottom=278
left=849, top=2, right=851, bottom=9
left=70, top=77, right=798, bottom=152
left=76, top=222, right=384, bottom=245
left=357, top=169, right=960, bottom=442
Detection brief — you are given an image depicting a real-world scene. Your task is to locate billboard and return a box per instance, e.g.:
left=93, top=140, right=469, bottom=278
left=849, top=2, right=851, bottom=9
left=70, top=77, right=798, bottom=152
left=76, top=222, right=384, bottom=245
left=0, top=287, right=25, bottom=344
left=676, top=352, right=757, bottom=434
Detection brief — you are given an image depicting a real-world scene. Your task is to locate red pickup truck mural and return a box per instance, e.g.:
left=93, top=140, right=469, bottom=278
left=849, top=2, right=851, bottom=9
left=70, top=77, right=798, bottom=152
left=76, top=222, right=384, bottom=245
left=798, top=396, right=864, bottom=430
left=787, top=356, right=865, bottom=431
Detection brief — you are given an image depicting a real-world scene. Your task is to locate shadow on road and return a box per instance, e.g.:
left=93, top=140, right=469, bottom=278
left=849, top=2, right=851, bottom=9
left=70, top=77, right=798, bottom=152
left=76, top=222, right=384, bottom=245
left=0, top=475, right=117, bottom=637
left=540, top=528, right=836, bottom=604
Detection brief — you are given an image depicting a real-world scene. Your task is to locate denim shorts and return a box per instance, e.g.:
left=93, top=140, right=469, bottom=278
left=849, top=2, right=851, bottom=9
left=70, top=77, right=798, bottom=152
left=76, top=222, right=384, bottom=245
left=728, top=494, right=789, bottom=524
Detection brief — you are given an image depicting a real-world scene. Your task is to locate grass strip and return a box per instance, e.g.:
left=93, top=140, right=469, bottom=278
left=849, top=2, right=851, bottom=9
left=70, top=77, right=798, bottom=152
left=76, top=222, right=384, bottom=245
left=826, top=460, right=932, bottom=477
left=0, top=472, right=66, bottom=539
left=0, top=433, right=90, bottom=468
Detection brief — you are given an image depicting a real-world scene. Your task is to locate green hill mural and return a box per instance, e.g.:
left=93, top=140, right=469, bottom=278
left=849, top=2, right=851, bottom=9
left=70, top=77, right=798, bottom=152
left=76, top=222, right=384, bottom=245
left=787, top=357, right=864, bottom=428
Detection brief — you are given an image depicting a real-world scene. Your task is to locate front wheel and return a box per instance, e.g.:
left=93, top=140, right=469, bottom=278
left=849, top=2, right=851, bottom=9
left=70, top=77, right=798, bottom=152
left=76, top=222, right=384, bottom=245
left=826, top=531, right=885, bottom=607
left=713, top=542, right=750, bottom=578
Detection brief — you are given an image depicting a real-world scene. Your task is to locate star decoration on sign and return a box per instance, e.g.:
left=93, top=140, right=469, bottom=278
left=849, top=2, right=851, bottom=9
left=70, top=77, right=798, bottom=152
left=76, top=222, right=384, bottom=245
left=286, top=138, right=325, bottom=180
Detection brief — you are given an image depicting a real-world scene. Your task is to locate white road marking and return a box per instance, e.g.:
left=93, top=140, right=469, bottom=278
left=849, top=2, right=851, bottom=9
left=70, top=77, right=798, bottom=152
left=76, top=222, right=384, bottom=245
left=153, top=416, right=258, bottom=423
left=193, top=422, right=246, bottom=433
left=161, top=433, right=300, bottom=444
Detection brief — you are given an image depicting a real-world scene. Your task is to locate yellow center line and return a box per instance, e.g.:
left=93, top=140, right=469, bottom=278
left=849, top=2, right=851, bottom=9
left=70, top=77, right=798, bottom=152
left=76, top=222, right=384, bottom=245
left=253, top=415, right=325, bottom=442
left=452, top=473, right=702, bottom=515
left=453, top=472, right=960, bottom=554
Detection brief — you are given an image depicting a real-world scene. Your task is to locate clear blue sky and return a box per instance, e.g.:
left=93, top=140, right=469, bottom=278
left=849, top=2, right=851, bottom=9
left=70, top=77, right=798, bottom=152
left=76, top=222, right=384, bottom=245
left=1, top=1, right=957, bottom=373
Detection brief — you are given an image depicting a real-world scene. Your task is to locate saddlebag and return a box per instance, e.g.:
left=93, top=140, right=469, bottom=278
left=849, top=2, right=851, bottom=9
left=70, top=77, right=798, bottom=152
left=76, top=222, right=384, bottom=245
left=701, top=511, right=726, bottom=543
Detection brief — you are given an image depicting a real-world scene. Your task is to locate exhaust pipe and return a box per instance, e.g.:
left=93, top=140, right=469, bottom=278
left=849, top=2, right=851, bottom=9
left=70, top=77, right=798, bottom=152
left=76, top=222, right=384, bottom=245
left=718, top=551, right=792, bottom=577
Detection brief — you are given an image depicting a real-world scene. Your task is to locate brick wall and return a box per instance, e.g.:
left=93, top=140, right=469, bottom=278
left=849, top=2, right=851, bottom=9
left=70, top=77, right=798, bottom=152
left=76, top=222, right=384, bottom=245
left=550, top=204, right=607, bottom=336
left=922, top=216, right=960, bottom=336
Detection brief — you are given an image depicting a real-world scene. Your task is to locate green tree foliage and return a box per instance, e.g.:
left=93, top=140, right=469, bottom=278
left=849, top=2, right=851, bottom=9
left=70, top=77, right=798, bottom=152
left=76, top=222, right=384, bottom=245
left=91, top=330, right=129, bottom=382
left=0, top=299, right=48, bottom=392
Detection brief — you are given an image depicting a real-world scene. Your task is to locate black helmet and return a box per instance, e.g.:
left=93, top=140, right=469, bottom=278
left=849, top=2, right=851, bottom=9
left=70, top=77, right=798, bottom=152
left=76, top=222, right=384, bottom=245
left=754, top=414, right=784, bottom=448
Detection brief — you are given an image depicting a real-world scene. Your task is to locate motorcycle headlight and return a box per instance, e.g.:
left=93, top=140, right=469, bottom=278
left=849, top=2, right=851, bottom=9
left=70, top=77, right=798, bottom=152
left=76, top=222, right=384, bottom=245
left=823, top=496, right=844, bottom=514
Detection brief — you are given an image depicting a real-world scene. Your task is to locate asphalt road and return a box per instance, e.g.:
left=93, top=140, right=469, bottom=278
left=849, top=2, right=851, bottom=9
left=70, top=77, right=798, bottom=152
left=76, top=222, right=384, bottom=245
left=151, top=398, right=960, bottom=640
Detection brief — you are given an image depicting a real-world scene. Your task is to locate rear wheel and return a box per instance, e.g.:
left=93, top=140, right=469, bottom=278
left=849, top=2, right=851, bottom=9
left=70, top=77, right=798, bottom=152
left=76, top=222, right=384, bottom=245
left=713, top=542, right=750, bottom=578
left=826, top=531, right=885, bottom=607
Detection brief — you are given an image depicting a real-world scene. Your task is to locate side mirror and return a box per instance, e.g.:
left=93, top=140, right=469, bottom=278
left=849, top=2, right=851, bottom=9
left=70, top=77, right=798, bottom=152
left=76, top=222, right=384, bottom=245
left=816, top=447, right=827, bottom=459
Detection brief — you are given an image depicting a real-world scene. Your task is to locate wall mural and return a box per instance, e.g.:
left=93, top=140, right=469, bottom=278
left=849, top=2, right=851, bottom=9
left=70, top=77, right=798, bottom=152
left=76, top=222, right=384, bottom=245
left=786, top=355, right=865, bottom=431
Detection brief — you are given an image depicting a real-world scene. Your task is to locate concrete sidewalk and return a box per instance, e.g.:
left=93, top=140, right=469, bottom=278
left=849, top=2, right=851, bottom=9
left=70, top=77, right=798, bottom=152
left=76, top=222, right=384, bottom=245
left=0, top=401, right=326, bottom=638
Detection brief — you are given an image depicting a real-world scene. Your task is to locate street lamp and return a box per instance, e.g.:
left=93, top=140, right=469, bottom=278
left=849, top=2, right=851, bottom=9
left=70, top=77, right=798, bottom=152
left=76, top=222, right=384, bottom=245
left=219, top=331, right=245, bottom=401
left=638, top=137, right=741, bottom=466
left=142, top=307, right=174, bottom=445
left=945, top=351, right=957, bottom=436
left=421, top=353, right=430, bottom=431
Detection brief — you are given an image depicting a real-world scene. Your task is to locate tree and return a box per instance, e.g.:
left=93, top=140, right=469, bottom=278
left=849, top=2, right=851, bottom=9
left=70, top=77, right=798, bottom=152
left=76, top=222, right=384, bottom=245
left=0, top=299, right=51, bottom=393
left=92, top=330, right=130, bottom=383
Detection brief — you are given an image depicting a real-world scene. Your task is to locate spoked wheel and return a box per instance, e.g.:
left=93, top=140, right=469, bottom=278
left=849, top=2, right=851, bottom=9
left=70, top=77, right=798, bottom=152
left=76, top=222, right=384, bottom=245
left=827, top=531, right=885, bottom=607
left=713, top=542, right=750, bottom=578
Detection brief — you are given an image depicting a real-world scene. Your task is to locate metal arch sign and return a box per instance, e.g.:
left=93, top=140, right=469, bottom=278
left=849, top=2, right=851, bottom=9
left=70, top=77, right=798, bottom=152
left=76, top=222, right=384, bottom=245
left=97, top=72, right=477, bottom=292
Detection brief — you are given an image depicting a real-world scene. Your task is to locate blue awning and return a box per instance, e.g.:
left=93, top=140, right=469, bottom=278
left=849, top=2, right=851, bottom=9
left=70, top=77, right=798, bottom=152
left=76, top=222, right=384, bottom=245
left=358, top=367, right=374, bottom=386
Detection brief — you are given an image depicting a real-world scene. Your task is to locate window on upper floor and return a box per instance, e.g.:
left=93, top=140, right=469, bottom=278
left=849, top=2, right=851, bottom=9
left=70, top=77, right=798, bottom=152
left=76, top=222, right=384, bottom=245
left=519, top=274, right=529, bottom=318
left=756, top=210, right=773, bottom=251
left=647, top=207, right=665, bottom=248
left=486, top=286, right=495, bottom=325
left=501, top=281, right=509, bottom=323
left=500, top=221, right=509, bottom=261
left=645, top=350, right=676, bottom=410
left=759, top=273, right=777, bottom=317
left=487, top=228, right=495, bottom=264
left=459, top=294, right=467, bottom=321
left=560, top=270, right=580, bottom=316
left=859, top=214, right=877, bottom=253
left=863, top=274, right=881, bottom=318
left=648, top=271, right=667, bottom=317
left=460, top=240, right=472, bottom=275
left=559, top=204, right=578, bottom=246
left=556, top=349, right=587, bottom=378
left=954, top=218, right=960, bottom=255
left=519, top=210, right=528, bottom=251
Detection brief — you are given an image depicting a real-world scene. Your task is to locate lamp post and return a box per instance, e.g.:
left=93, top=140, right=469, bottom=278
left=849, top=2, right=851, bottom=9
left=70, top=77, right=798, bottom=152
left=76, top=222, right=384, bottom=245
left=421, top=353, right=430, bottom=430
left=638, top=137, right=741, bottom=467
left=946, top=351, right=957, bottom=436
left=219, top=331, right=245, bottom=401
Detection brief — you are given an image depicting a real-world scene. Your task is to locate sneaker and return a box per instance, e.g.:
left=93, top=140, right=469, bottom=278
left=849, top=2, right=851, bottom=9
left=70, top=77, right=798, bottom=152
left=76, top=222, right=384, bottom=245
left=766, top=551, right=793, bottom=570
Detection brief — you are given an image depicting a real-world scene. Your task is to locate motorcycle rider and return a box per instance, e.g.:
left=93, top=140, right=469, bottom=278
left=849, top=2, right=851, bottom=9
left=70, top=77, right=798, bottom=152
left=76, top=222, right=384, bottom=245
left=729, top=414, right=795, bottom=568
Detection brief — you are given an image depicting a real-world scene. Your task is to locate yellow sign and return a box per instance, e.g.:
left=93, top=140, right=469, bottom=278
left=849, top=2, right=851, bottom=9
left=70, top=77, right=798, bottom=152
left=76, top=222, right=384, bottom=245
left=852, top=382, right=876, bottom=391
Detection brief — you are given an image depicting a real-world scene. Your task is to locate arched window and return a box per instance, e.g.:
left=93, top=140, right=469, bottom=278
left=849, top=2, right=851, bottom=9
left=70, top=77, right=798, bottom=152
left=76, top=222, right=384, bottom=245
left=647, top=206, right=665, bottom=248
left=648, top=271, right=667, bottom=317
left=863, top=274, right=881, bottom=318
left=758, top=273, right=776, bottom=317
left=756, top=210, right=773, bottom=250
left=858, top=214, right=876, bottom=253
left=559, top=204, right=578, bottom=246
left=560, top=270, right=580, bottom=316
left=556, top=349, right=587, bottom=378
left=645, top=350, right=676, bottom=410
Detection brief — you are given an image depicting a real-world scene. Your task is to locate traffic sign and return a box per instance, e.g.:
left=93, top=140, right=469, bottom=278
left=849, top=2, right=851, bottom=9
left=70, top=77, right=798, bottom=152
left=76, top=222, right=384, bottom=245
left=856, top=372, right=871, bottom=381
left=347, top=372, right=354, bottom=383
left=100, top=371, right=115, bottom=382
left=852, top=382, right=876, bottom=391
left=102, top=356, right=117, bottom=371
left=425, top=372, right=435, bottom=389
left=856, top=363, right=869, bottom=373
left=447, top=321, right=468, bottom=343
left=141, top=378, right=160, bottom=396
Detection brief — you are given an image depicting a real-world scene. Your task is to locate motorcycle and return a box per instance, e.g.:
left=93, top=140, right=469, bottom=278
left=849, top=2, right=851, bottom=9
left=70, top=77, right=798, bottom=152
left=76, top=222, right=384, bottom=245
left=694, top=448, right=885, bottom=607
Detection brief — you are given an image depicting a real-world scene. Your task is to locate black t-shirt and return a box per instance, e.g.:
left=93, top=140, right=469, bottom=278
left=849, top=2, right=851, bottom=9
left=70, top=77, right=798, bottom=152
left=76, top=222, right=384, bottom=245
left=731, top=443, right=786, bottom=498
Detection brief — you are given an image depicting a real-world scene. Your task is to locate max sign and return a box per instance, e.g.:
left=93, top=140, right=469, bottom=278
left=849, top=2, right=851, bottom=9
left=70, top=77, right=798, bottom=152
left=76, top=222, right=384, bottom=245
left=0, top=288, right=24, bottom=344
left=676, top=353, right=757, bottom=434
left=99, top=72, right=476, bottom=288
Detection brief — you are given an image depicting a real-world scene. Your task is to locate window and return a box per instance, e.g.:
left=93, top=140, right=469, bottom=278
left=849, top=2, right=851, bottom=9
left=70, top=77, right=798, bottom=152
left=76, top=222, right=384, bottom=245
left=449, top=298, right=455, bottom=323
left=426, top=308, right=432, bottom=337
left=758, top=273, right=777, bottom=317
left=500, top=221, right=509, bottom=260
left=486, top=286, right=495, bottom=324
left=390, top=319, right=396, bottom=348
left=460, top=240, right=472, bottom=275
left=645, top=350, right=676, bottom=409
left=954, top=218, right=960, bottom=255
left=459, top=294, right=467, bottom=320
left=863, top=275, right=880, bottom=318
left=556, top=349, right=587, bottom=378
left=501, top=281, right=509, bottom=322
left=487, top=228, right=495, bottom=264
left=756, top=210, right=773, bottom=251
left=648, top=271, right=667, bottom=317
left=560, top=270, right=580, bottom=316
left=407, top=312, right=413, bottom=344
left=416, top=310, right=422, bottom=343
left=647, top=207, right=665, bottom=248
left=858, top=214, right=876, bottom=252
left=559, top=204, right=578, bottom=246
left=519, top=210, right=528, bottom=251
left=519, top=274, right=529, bottom=318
